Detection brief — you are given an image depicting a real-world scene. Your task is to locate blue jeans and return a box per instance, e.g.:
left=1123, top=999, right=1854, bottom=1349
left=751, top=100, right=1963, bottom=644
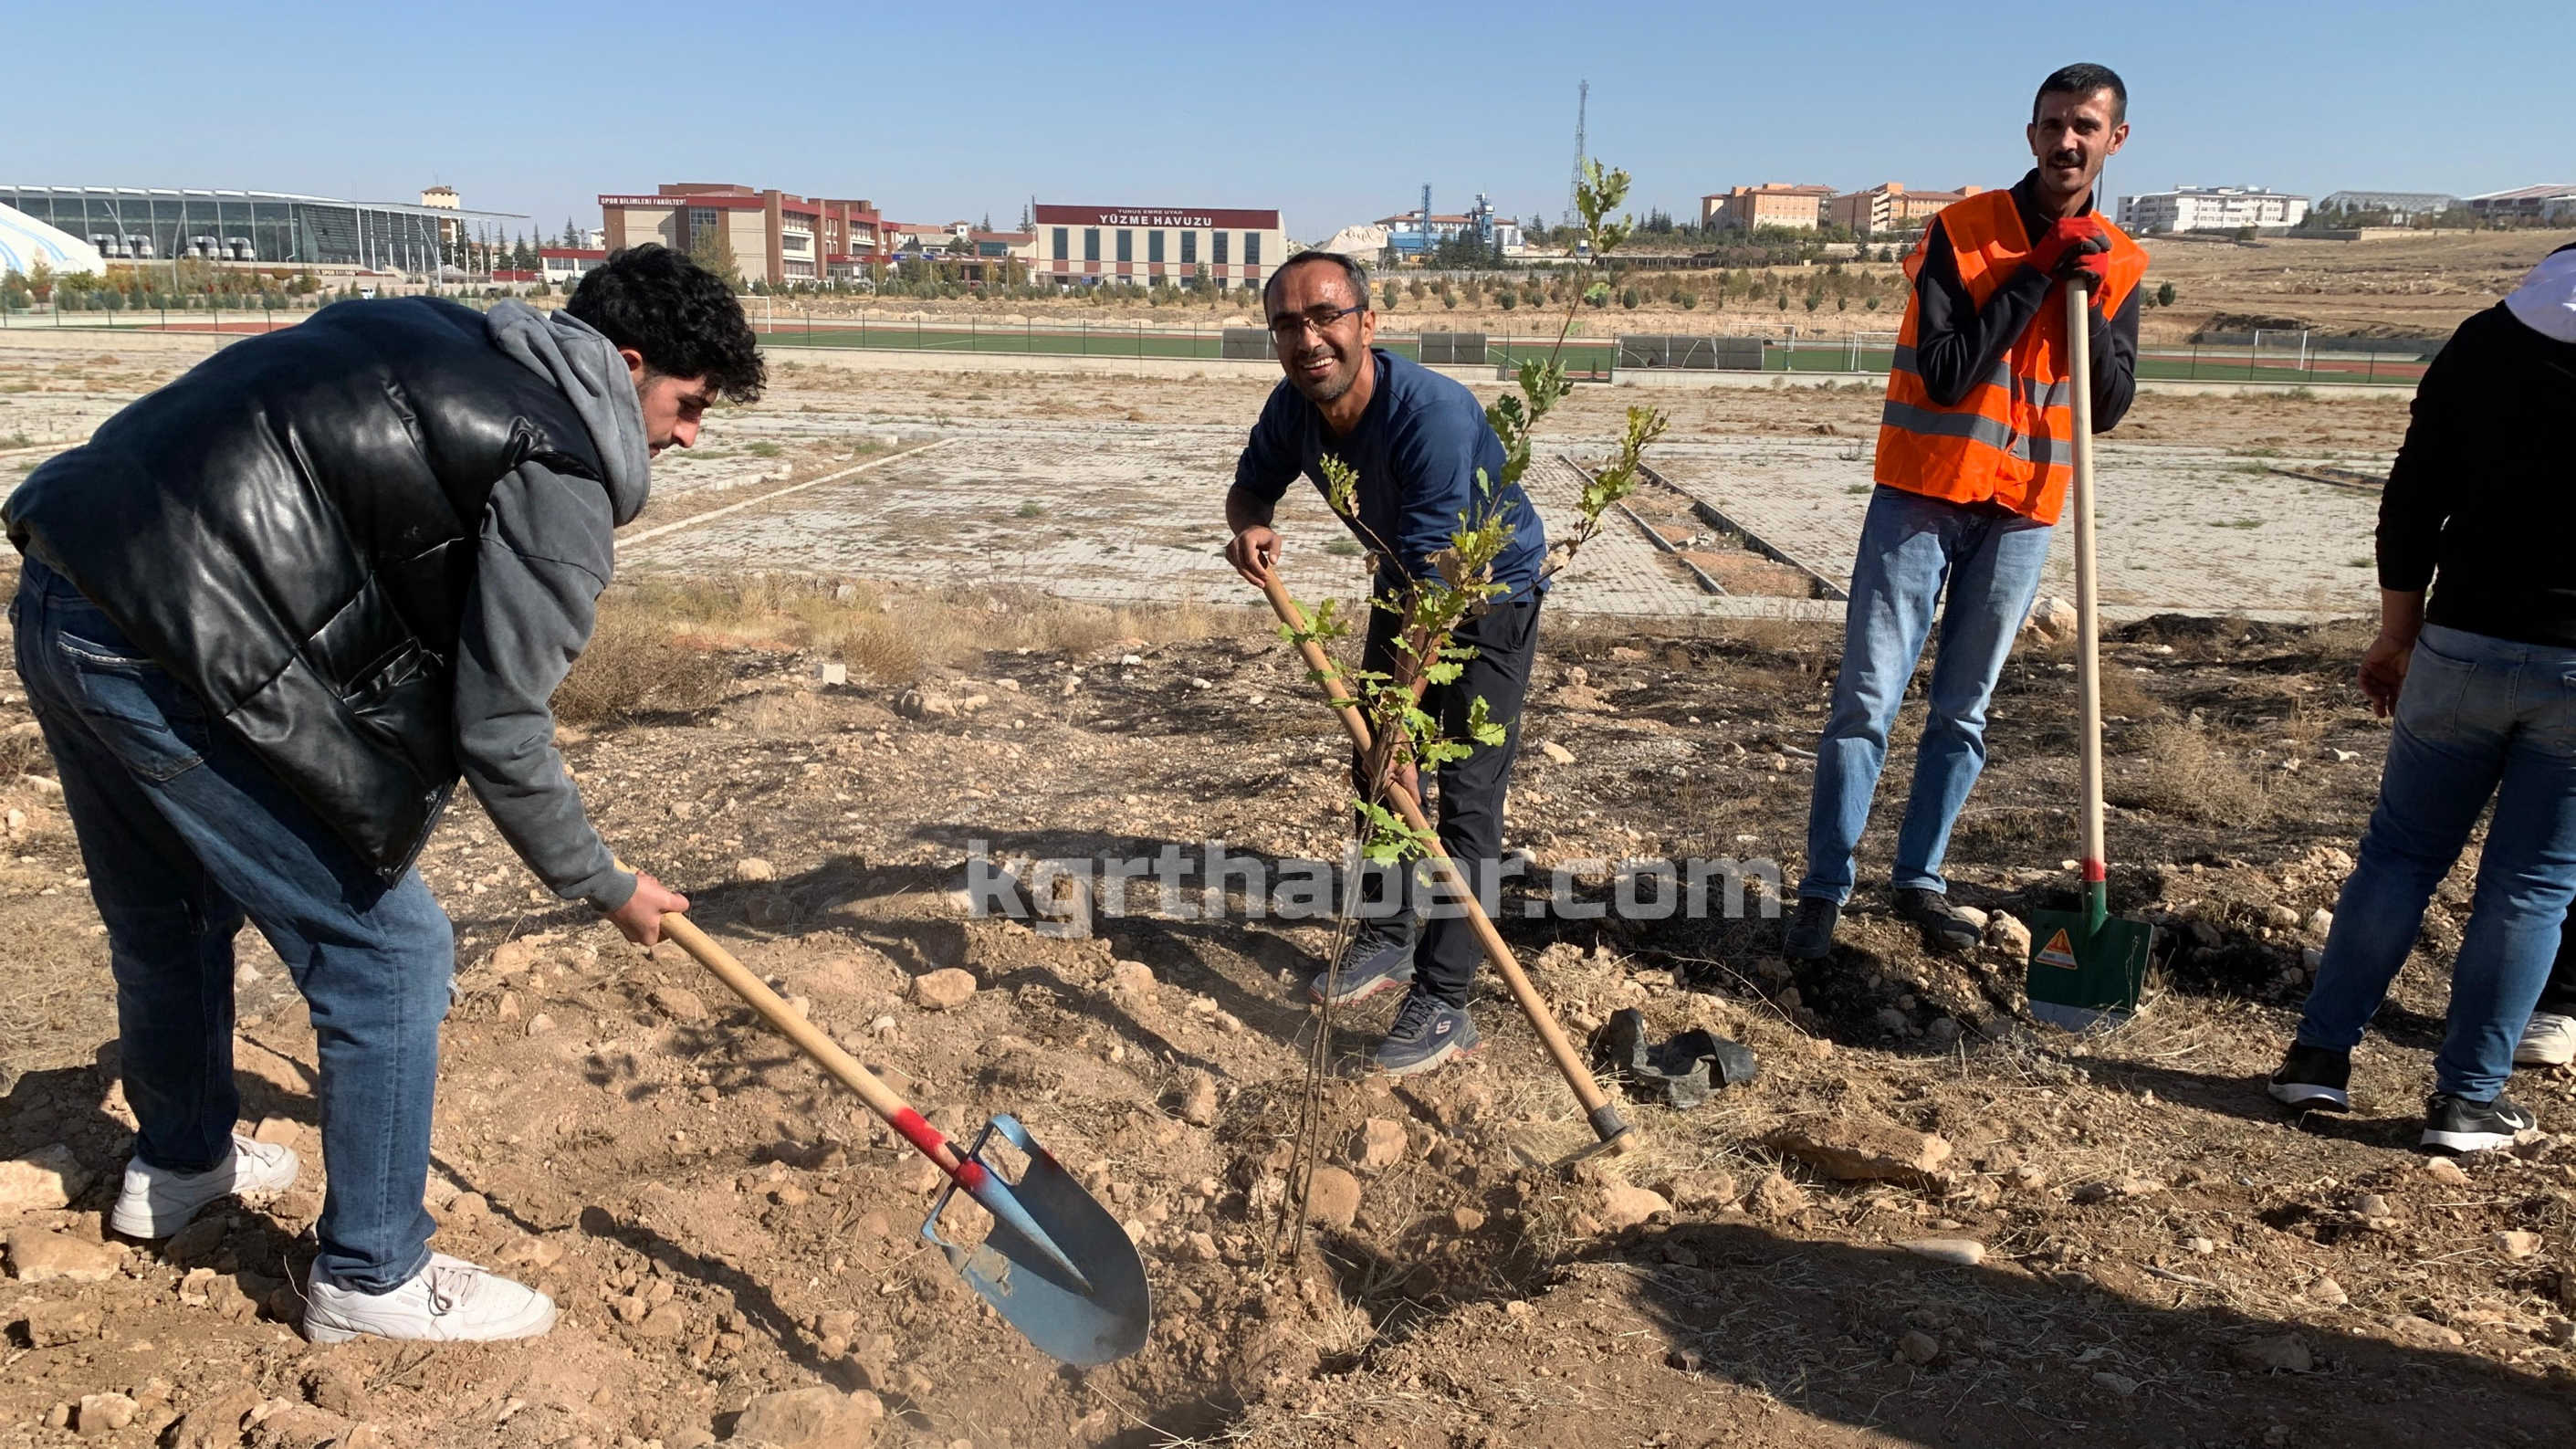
left=12, top=561, right=452, bottom=1291
left=1800, top=486, right=2054, bottom=903
left=2295, top=624, right=2576, bottom=1100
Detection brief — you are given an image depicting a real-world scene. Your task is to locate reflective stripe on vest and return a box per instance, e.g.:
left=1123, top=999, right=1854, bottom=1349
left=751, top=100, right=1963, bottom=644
left=1872, top=188, right=2146, bottom=525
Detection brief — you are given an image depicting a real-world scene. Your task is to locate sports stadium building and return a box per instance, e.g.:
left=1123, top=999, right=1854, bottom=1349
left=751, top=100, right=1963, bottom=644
left=0, top=184, right=524, bottom=275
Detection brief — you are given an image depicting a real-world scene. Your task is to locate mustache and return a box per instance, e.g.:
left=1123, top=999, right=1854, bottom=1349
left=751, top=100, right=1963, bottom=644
left=2049, top=151, right=2084, bottom=167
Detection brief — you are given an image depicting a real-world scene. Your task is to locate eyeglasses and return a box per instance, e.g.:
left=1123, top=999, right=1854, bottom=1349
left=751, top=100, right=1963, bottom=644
left=1267, top=302, right=1366, bottom=341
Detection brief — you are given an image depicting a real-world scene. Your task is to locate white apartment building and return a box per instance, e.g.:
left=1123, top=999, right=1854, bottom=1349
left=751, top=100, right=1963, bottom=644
left=2115, top=186, right=2310, bottom=234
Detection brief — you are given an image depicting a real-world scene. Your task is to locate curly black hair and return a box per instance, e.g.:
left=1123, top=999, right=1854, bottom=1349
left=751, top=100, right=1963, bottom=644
left=566, top=245, right=766, bottom=403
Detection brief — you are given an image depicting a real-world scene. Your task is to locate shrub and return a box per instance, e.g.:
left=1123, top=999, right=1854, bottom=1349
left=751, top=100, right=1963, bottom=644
left=2156, top=280, right=2177, bottom=307
left=1678, top=290, right=1698, bottom=310
left=1618, top=287, right=1640, bottom=310
left=1583, top=282, right=1610, bottom=309
left=552, top=615, right=729, bottom=726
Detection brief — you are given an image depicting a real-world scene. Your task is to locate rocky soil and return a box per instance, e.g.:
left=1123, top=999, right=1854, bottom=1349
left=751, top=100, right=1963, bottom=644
left=3, top=586, right=2573, bottom=1448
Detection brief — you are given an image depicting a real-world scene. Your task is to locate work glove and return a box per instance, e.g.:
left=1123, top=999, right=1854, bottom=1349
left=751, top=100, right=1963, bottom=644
left=2028, top=216, right=2110, bottom=280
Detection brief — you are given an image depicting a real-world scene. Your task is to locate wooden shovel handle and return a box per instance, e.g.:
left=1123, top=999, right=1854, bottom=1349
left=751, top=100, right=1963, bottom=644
left=616, top=862, right=968, bottom=1175
left=1258, top=576, right=1628, bottom=1141
left=2063, top=279, right=2107, bottom=887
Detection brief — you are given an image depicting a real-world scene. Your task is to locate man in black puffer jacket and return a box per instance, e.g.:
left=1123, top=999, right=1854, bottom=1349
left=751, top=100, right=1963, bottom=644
left=5, top=246, right=760, bottom=1341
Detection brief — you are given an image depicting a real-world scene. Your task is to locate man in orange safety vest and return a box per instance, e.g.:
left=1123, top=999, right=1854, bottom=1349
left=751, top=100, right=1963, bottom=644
left=1786, top=62, right=2148, bottom=963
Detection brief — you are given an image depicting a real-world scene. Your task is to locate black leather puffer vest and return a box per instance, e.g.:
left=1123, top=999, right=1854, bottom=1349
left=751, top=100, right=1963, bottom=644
left=5, top=298, right=608, bottom=879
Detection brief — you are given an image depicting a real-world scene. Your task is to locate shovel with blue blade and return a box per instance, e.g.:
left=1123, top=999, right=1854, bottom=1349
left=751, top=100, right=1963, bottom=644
left=2023, top=276, right=2157, bottom=1033
left=632, top=869, right=1151, bottom=1365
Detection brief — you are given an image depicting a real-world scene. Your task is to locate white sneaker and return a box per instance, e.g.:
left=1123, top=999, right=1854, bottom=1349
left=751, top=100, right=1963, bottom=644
left=108, top=1134, right=299, bottom=1238
left=303, top=1253, right=557, bottom=1343
left=2516, top=1011, right=2576, bottom=1068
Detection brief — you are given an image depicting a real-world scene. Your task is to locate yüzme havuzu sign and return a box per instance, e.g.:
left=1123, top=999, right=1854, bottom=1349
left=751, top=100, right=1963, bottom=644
left=1034, top=204, right=1281, bottom=230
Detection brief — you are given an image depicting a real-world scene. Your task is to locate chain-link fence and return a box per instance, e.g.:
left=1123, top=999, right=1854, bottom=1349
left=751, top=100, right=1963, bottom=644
left=0, top=300, right=2442, bottom=387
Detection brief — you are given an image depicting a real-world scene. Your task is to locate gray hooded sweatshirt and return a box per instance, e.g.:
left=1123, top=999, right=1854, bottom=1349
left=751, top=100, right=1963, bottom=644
left=462, top=301, right=654, bottom=910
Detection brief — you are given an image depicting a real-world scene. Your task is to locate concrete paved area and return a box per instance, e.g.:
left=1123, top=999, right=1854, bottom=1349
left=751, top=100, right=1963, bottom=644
left=623, top=421, right=2385, bottom=623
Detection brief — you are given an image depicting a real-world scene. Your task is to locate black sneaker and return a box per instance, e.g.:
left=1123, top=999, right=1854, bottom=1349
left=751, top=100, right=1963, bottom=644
left=2421, top=1091, right=2538, bottom=1154
left=2267, top=1044, right=2351, bottom=1112
left=1309, top=925, right=1417, bottom=1006
left=1893, top=888, right=1983, bottom=955
left=1784, top=897, right=1840, bottom=961
left=1373, top=989, right=1480, bottom=1076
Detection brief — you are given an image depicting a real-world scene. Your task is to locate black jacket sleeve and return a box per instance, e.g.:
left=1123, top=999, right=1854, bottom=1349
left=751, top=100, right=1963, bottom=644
left=1913, top=218, right=2140, bottom=430
left=1910, top=218, right=2055, bottom=406
left=2376, top=331, right=2467, bottom=593
left=2092, top=282, right=2141, bottom=431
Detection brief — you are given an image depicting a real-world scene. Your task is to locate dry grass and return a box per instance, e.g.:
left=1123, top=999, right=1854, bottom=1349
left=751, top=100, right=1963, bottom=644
left=2094, top=667, right=2165, bottom=721
left=596, top=574, right=1266, bottom=688
left=2106, top=721, right=2276, bottom=827
left=551, top=614, right=731, bottom=726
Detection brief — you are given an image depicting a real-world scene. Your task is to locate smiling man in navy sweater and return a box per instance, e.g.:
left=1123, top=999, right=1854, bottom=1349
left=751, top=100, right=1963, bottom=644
left=1222, top=251, right=1546, bottom=1076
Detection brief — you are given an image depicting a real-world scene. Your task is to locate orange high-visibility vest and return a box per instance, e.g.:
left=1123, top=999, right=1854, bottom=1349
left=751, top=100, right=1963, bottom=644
left=1874, top=188, right=2147, bottom=524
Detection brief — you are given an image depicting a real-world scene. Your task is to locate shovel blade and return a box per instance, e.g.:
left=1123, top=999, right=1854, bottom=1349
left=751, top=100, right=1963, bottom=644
left=2024, top=908, right=2155, bottom=1034
left=923, top=1115, right=1151, bottom=1367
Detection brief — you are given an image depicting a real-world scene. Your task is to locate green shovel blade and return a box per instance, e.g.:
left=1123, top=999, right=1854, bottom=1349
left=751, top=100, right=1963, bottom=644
left=2024, top=892, right=2155, bottom=1033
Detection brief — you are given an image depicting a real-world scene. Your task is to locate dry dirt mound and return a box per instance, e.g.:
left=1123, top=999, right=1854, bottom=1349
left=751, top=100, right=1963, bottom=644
left=5, top=599, right=2574, bottom=1448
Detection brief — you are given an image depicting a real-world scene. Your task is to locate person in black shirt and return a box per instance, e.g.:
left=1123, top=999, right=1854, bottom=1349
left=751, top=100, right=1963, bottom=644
left=2267, top=242, right=2576, bottom=1152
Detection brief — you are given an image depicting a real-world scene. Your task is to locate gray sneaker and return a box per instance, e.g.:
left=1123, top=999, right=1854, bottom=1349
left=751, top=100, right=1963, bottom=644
left=1310, top=925, right=1417, bottom=1006
left=304, top=1253, right=557, bottom=1343
left=109, top=1134, right=299, bottom=1239
left=1373, top=991, right=1480, bottom=1076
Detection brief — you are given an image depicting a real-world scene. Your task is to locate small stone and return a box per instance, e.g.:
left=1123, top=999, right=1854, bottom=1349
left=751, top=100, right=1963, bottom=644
left=1985, top=912, right=2032, bottom=957
left=2116, top=1175, right=2166, bottom=1199
left=1449, top=1206, right=1487, bottom=1234
left=0, top=1144, right=91, bottom=1213
left=1749, top=1171, right=1807, bottom=1221
left=75, top=1392, right=138, bottom=1434
left=2305, top=907, right=2333, bottom=936
left=2024, top=596, right=2077, bottom=645
left=634, top=1302, right=687, bottom=1338
left=817, top=660, right=849, bottom=687
left=1763, top=1118, right=1953, bottom=1184
left=1179, top=1231, right=1220, bottom=1264
left=1303, top=1168, right=1361, bottom=1230
left=1109, top=961, right=1155, bottom=993
left=2090, top=1371, right=2139, bottom=1397
left=2265, top=904, right=2301, bottom=929
left=735, top=857, right=779, bottom=883
left=1598, top=1184, right=1671, bottom=1231
left=1665, top=1347, right=1703, bottom=1372
left=525, top=1013, right=556, bottom=1035
left=2185, top=1236, right=2217, bottom=1255
left=2233, top=1335, right=2313, bottom=1373
left=2423, top=1158, right=2471, bottom=1187
left=1353, top=1118, right=1407, bottom=1171
left=2006, top=1163, right=2049, bottom=1193
left=6, top=1229, right=120, bottom=1283
left=1897, top=1329, right=1940, bottom=1365
left=649, top=986, right=710, bottom=1023
left=909, top=968, right=978, bottom=1011
left=167, top=1389, right=260, bottom=1449
left=2354, top=1192, right=2395, bottom=1220
left=1539, top=740, right=1576, bottom=766
left=2389, top=1314, right=2465, bottom=1348
left=1898, top=1238, right=1986, bottom=1267
left=2496, top=1230, right=2543, bottom=1260
left=729, top=1386, right=885, bottom=1447
left=22, top=1299, right=99, bottom=1346
left=1177, top=1073, right=1220, bottom=1129
left=2305, top=1276, right=2349, bottom=1307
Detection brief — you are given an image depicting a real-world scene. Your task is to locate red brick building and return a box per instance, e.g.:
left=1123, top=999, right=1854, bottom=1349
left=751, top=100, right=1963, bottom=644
left=598, top=184, right=885, bottom=287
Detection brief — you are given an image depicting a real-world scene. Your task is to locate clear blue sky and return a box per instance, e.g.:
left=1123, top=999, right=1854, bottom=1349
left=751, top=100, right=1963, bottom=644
left=16, top=0, right=2569, bottom=241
